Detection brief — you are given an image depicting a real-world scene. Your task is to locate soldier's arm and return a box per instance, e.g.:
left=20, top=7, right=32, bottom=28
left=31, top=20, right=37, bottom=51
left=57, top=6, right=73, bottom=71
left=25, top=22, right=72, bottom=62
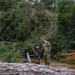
left=47, top=42, right=51, bottom=50
left=40, top=47, right=44, bottom=52
left=33, top=48, right=36, bottom=53
left=47, top=42, right=50, bottom=47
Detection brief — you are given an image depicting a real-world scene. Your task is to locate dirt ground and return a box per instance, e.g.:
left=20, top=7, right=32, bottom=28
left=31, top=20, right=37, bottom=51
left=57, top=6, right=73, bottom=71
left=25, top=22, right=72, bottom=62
left=40, top=60, right=75, bottom=69
left=21, top=58, right=75, bottom=69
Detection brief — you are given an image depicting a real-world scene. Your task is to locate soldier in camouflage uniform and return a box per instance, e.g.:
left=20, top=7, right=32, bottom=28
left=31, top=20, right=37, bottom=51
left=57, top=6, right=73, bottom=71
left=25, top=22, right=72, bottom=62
left=41, top=39, right=51, bottom=65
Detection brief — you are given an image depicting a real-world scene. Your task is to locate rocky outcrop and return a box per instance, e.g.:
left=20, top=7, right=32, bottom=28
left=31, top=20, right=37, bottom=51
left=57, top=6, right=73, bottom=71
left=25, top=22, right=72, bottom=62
left=0, top=62, right=75, bottom=75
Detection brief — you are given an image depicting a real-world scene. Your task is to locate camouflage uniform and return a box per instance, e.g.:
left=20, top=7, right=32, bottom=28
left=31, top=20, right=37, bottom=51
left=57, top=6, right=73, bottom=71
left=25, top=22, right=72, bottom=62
left=42, top=41, right=51, bottom=65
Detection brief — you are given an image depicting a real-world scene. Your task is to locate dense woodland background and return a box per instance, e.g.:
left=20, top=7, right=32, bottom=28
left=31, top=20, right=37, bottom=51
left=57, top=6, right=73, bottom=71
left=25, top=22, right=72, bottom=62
left=0, top=0, right=75, bottom=63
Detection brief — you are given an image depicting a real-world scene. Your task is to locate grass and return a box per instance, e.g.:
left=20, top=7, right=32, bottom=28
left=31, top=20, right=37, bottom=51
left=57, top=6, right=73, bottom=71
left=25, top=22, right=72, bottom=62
left=0, top=43, right=75, bottom=68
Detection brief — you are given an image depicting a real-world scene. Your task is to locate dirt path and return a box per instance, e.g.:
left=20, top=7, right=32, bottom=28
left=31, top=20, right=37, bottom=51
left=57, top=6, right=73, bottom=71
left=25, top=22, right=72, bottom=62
left=50, top=62, right=75, bottom=69
left=40, top=60, right=75, bottom=69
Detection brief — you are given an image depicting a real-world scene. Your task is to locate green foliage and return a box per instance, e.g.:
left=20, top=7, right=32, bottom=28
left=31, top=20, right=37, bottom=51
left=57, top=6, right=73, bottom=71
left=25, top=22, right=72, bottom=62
left=0, top=0, right=51, bottom=62
left=48, top=0, right=75, bottom=55
left=0, top=0, right=49, bottom=42
left=0, top=0, right=75, bottom=64
left=41, top=0, right=55, bottom=10
left=56, top=0, right=75, bottom=35
left=53, top=0, right=75, bottom=54
left=66, top=60, right=75, bottom=65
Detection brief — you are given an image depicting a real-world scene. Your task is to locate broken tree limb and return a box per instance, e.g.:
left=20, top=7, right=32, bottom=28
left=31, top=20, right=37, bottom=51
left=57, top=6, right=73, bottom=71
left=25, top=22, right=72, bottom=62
left=51, top=55, right=62, bottom=62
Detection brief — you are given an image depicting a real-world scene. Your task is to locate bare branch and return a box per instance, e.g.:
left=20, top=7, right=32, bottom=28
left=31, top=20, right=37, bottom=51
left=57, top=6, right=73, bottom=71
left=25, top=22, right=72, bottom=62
left=2, top=23, right=13, bottom=38
left=6, top=33, right=14, bottom=41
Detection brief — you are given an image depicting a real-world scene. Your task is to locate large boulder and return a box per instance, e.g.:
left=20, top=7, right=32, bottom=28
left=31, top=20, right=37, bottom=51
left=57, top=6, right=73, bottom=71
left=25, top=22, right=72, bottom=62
left=0, top=62, right=75, bottom=75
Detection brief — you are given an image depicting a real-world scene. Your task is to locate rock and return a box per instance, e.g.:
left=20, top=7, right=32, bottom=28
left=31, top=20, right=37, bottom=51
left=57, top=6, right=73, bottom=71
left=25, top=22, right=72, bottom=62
left=0, top=63, right=75, bottom=75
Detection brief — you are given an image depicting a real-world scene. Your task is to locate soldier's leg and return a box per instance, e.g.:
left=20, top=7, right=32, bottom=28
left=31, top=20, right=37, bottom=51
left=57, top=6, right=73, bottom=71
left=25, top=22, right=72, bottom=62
left=33, top=57, right=36, bottom=63
left=38, top=52, right=40, bottom=64
left=34, top=53, right=37, bottom=63
left=47, top=53, right=50, bottom=65
left=37, top=56, right=40, bottom=64
left=44, top=52, right=47, bottom=65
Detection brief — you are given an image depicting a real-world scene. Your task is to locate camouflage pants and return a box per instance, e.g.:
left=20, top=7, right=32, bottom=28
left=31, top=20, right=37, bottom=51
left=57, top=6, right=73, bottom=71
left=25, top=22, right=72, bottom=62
left=44, top=52, right=50, bottom=65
